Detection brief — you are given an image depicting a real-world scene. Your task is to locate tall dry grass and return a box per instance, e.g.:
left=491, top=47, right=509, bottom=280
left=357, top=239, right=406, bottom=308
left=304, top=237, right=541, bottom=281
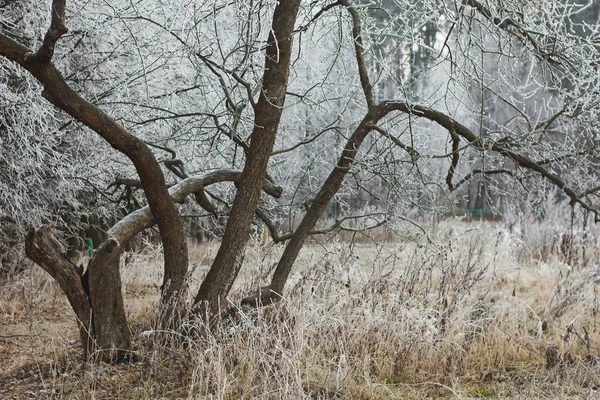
left=2, top=204, right=600, bottom=398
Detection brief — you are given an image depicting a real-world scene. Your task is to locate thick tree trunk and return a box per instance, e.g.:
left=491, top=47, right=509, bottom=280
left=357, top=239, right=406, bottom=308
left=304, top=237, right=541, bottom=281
left=86, top=239, right=130, bottom=359
left=25, top=226, right=130, bottom=361
left=26, top=227, right=130, bottom=361
left=21, top=172, right=280, bottom=360
left=192, top=0, right=302, bottom=322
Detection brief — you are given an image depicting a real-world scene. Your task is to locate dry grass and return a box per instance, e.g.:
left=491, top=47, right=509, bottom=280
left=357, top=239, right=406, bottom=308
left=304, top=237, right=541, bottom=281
left=2, top=209, right=600, bottom=399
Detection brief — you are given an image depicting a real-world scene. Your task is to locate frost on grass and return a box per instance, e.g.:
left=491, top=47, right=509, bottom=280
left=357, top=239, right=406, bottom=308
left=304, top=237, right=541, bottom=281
left=3, top=212, right=600, bottom=399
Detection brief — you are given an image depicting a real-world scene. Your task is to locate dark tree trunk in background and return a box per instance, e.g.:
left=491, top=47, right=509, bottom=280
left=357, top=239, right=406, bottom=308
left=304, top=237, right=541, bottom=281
left=192, top=0, right=302, bottom=322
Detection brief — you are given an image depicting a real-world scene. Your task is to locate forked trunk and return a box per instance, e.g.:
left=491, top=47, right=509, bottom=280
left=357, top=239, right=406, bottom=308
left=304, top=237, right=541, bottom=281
left=24, top=227, right=127, bottom=361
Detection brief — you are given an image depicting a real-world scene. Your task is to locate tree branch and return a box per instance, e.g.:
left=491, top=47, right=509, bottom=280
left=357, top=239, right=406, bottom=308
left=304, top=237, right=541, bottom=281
left=1, top=12, right=190, bottom=312
left=35, top=0, right=68, bottom=63
left=464, top=0, right=562, bottom=65
left=310, top=213, right=388, bottom=235
left=109, top=170, right=282, bottom=248
left=446, top=125, right=461, bottom=191
left=298, top=1, right=344, bottom=32
left=449, top=168, right=515, bottom=192
left=255, top=207, right=387, bottom=244
left=380, top=101, right=600, bottom=220
left=25, top=227, right=91, bottom=359
left=367, top=124, right=420, bottom=160
left=339, top=0, right=375, bottom=110
left=272, top=124, right=342, bottom=156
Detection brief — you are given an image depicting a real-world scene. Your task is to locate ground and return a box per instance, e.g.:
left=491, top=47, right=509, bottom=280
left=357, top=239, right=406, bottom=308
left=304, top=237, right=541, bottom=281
left=2, top=218, right=600, bottom=399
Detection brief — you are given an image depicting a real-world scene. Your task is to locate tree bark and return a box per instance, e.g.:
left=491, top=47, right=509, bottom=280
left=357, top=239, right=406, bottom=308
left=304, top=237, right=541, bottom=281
left=192, top=0, right=302, bottom=322
left=86, top=239, right=129, bottom=359
left=25, top=227, right=92, bottom=360
left=109, top=170, right=282, bottom=248
left=242, top=0, right=380, bottom=305
left=0, top=5, right=188, bottom=335
left=23, top=171, right=280, bottom=360
left=268, top=114, right=377, bottom=298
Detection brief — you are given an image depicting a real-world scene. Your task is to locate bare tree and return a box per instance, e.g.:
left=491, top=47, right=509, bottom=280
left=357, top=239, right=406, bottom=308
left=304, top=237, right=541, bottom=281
left=3, top=0, right=600, bottom=362
left=1, top=0, right=191, bottom=359
left=192, top=0, right=302, bottom=321
left=0, top=0, right=297, bottom=359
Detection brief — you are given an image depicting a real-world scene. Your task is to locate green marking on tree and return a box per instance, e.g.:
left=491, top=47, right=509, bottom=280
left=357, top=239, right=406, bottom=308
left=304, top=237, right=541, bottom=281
left=83, top=238, right=94, bottom=257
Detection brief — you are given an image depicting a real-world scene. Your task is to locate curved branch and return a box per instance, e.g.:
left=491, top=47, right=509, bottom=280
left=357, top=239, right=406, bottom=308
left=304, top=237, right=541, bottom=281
left=298, top=1, right=344, bottom=32
left=380, top=101, right=600, bottom=220
left=164, top=159, right=187, bottom=180
left=272, top=125, right=342, bottom=156
left=1, top=2, right=189, bottom=324
left=25, top=227, right=91, bottom=359
left=110, top=170, right=282, bottom=247
left=145, top=141, right=177, bottom=160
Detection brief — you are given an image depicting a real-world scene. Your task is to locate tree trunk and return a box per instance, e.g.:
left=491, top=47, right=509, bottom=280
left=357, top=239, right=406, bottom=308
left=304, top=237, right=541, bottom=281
left=1, top=14, right=188, bottom=334
left=22, top=172, right=277, bottom=360
left=268, top=115, right=377, bottom=298
left=25, top=226, right=130, bottom=361
left=25, top=227, right=92, bottom=360
left=192, top=0, right=302, bottom=322
left=86, top=239, right=130, bottom=359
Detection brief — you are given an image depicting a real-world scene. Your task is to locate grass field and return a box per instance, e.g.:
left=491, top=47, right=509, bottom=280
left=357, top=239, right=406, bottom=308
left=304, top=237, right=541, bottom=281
left=2, top=213, right=600, bottom=399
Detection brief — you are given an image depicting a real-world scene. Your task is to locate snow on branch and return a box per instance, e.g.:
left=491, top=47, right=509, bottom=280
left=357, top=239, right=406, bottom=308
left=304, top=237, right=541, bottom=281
left=109, top=170, right=282, bottom=247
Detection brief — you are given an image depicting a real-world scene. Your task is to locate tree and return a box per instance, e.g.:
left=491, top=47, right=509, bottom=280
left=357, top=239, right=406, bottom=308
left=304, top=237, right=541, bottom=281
left=0, top=0, right=106, bottom=274
left=3, top=0, right=600, bottom=362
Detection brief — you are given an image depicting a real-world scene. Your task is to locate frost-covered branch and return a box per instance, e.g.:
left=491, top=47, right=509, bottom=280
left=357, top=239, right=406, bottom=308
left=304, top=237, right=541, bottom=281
left=110, top=170, right=282, bottom=249
left=340, top=0, right=375, bottom=109
left=380, top=101, right=600, bottom=220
